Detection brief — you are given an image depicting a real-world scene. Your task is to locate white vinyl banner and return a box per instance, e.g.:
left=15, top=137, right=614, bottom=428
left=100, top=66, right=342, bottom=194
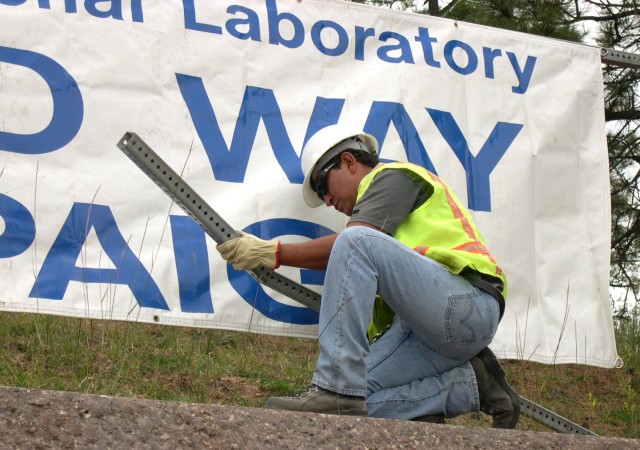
left=0, top=0, right=619, bottom=367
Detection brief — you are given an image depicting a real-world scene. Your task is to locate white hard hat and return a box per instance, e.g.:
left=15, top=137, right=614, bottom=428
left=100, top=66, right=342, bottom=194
left=301, top=124, right=378, bottom=207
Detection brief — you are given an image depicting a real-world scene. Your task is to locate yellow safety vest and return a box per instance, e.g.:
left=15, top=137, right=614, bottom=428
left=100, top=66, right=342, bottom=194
left=356, top=162, right=508, bottom=341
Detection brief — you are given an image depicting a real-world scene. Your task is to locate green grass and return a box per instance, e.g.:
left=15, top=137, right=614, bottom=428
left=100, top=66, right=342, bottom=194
left=0, top=310, right=638, bottom=438
left=0, top=312, right=317, bottom=405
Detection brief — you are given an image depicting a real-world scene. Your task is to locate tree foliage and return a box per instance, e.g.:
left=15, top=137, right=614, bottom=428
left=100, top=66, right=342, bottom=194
left=348, top=0, right=640, bottom=313
left=585, top=1, right=640, bottom=315
left=444, top=0, right=584, bottom=41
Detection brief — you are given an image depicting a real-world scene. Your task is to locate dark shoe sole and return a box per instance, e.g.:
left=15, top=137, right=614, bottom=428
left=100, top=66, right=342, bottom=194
left=412, top=415, right=446, bottom=424
left=265, top=396, right=367, bottom=416
left=477, top=348, right=521, bottom=429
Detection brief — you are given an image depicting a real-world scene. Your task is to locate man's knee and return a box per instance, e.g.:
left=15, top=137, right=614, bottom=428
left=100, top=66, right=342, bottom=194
left=334, top=226, right=364, bottom=251
left=337, top=226, right=382, bottom=245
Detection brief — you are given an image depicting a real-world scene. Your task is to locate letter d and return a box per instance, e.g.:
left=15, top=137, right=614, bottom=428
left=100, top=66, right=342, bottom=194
left=0, top=46, right=83, bottom=154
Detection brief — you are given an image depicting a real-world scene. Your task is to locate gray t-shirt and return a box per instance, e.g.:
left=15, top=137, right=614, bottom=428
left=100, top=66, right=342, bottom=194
left=348, top=168, right=433, bottom=235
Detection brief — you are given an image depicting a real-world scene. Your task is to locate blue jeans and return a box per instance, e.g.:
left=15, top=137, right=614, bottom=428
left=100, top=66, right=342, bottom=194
left=311, top=226, right=500, bottom=420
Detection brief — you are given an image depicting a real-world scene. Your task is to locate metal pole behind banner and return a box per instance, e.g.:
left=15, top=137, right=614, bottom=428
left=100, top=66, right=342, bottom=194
left=601, top=48, right=640, bottom=69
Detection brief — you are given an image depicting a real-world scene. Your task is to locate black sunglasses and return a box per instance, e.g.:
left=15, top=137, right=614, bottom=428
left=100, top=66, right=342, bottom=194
left=312, top=158, right=341, bottom=200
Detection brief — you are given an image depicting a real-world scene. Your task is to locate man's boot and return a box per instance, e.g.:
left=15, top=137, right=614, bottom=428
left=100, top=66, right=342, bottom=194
left=265, top=385, right=367, bottom=416
left=470, top=347, right=521, bottom=429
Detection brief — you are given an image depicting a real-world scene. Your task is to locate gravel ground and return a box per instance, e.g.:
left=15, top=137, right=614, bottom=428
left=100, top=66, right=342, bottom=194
left=0, top=386, right=638, bottom=449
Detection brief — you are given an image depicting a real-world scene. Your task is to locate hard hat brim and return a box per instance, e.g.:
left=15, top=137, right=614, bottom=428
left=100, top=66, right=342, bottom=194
left=303, top=171, right=325, bottom=208
left=300, top=128, right=378, bottom=208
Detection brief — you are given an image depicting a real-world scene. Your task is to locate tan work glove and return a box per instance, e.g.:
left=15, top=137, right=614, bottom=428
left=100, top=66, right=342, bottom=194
left=216, top=232, right=281, bottom=270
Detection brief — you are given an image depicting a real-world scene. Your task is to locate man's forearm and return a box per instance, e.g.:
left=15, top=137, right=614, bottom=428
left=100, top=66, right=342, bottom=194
left=279, top=234, right=338, bottom=271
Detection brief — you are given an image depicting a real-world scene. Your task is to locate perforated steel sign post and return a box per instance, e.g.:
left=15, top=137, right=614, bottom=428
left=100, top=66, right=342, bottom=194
left=116, top=132, right=321, bottom=313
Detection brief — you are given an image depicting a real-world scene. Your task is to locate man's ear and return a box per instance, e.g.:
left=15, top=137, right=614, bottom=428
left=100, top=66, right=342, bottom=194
left=342, top=152, right=357, bottom=172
